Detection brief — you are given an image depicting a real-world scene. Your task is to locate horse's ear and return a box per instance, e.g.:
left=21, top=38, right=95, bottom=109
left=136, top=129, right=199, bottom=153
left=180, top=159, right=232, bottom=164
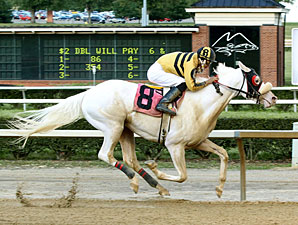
left=238, top=61, right=251, bottom=72
left=214, top=63, right=225, bottom=74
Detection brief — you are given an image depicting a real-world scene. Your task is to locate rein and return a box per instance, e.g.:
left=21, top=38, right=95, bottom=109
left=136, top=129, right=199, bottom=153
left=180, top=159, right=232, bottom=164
left=213, top=71, right=261, bottom=102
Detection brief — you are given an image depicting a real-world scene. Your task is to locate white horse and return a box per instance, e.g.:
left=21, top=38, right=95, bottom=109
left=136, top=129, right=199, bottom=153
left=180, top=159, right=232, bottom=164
left=9, top=62, right=277, bottom=197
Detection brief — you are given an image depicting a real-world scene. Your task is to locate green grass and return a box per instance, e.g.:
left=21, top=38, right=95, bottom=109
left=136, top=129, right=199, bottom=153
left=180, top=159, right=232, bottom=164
left=0, top=109, right=23, bottom=119
left=284, top=22, right=294, bottom=86
left=285, top=48, right=292, bottom=86
left=219, top=110, right=298, bottom=119
left=285, top=22, right=298, bottom=39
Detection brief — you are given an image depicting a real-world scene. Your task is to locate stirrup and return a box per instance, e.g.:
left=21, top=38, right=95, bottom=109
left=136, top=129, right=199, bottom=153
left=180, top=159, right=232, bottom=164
left=156, top=103, right=176, bottom=116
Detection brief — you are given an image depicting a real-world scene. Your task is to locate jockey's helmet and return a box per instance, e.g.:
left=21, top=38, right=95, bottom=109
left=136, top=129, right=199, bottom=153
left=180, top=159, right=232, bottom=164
left=197, top=47, right=216, bottom=73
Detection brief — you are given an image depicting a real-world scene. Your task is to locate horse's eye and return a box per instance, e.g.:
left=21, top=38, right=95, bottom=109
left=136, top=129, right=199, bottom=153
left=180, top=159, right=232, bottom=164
left=252, top=75, right=261, bottom=86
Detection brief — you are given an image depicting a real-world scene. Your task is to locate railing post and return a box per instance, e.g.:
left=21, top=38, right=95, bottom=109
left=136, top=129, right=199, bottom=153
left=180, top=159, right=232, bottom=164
left=237, top=138, right=246, bottom=201
left=21, top=90, right=26, bottom=111
left=92, top=66, right=96, bottom=86
left=294, top=90, right=297, bottom=113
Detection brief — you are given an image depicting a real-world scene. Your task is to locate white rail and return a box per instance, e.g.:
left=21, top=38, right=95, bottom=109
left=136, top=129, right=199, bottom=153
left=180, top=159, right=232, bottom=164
left=0, top=98, right=297, bottom=105
left=1, top=86, right=298, bottom=111
left=285, top=39, right=292, bottom=48
left=0, top=86, right=91, bottom=111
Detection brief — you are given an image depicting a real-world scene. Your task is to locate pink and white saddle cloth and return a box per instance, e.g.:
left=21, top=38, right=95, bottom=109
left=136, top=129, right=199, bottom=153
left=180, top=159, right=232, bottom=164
left=133, top=84, right=184, bottom=117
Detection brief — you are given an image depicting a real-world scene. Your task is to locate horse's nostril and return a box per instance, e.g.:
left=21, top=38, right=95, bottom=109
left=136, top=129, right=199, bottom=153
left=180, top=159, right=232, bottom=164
left=272, top=96, right=277, bottom=101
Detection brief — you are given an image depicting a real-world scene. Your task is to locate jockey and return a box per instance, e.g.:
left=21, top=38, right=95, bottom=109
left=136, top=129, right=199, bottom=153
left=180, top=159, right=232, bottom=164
left=147, top=46, right=218, bottom=116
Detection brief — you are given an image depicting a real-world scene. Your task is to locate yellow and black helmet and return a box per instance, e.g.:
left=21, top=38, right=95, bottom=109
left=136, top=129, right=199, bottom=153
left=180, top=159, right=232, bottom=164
left=197, top=47, right=216, bottom=63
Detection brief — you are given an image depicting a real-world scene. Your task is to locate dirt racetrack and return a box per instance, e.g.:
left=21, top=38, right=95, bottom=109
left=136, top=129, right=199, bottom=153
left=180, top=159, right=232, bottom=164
left=1, top=199, right=298, bottom=225
left=0, top=166, right=298, bottom=225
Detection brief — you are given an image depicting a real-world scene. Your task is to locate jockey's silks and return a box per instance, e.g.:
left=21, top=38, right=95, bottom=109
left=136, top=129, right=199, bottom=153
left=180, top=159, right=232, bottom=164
left=156, top=52, right=206, bottom=92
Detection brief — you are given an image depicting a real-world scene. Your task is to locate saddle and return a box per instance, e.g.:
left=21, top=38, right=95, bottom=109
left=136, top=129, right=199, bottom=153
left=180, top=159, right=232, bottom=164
left=133, top=84, right=185, bottom=144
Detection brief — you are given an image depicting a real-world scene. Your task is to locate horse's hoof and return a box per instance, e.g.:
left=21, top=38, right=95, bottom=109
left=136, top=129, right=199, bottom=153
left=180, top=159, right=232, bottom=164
left=216, top=186, right=223, bottom=198
left=144, top=160, right=157, bottom=170
left=157, top=184, right=170, bottom=196
left=159, top=189, right=170, bottom=196
left=130, top=176, right=139, bottom=194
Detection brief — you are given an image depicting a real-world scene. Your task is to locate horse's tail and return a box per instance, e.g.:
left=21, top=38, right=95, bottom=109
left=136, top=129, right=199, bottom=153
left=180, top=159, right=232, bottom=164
left=8, top=91, right=86, bottom=148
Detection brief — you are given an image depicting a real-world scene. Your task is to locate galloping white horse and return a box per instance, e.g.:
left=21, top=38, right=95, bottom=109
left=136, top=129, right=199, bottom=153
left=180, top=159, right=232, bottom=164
left=10, top=62, right=276, bottom=197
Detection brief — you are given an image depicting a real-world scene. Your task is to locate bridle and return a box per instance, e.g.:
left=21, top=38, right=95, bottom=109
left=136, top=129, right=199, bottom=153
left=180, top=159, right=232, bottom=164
left=213, top=70, right=262, bottom=103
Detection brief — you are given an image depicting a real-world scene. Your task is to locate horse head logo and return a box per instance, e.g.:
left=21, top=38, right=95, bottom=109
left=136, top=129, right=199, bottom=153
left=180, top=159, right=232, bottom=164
left=212, top=32, right=259, bottom=57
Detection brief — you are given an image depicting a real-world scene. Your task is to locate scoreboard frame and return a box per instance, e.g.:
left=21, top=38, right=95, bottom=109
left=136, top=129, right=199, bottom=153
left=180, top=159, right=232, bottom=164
left=0, top=27, right=198, bottom=84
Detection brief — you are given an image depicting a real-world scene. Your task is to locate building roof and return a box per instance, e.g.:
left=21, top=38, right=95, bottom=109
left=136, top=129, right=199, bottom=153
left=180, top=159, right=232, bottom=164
left=191, top=0, right=285, bottom=8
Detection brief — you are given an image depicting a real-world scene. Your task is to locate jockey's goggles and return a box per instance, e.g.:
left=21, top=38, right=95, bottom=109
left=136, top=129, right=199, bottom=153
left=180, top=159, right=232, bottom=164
left=198, top=58, right=212, bottom=72
left=204, top=59, right=212, bottom=68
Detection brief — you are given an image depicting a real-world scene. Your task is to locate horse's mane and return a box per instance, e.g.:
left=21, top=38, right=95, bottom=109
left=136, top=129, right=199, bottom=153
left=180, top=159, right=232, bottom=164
left=214, top=63, right=237, bottom=77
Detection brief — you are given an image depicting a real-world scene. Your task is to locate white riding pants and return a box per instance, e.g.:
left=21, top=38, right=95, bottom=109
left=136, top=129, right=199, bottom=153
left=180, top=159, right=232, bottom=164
left=147, top=62, right=185, bottom=87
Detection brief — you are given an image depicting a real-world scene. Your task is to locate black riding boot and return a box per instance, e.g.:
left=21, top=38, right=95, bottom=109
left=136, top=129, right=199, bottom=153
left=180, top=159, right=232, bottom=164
left=156, top=86, right=182, bottom=116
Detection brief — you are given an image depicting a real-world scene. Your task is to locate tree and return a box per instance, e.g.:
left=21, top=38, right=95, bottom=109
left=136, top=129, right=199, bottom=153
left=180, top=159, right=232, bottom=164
left=47, top=0, right=70, bottom=11
left=148, top=0, right=191, bottom=22
left=0, top=0, right=12, bottom=23
left=112, top=0, right=192, bottom=22
left=113, top=0, right=141, bottom=19
left=147, top=0, right=165, bottom=21
left=71, top=0, right=113, bottom=24
left=165, top=0, right=190, bottom=21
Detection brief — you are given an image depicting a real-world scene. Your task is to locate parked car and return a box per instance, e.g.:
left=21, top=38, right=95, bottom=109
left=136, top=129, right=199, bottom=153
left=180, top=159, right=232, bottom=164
left=72, top=13, right=83, bottom=21
left=12, top=11, right=20, bottom=19
left=129, top=17, right=140, bottom=21
left=159, top=18, right=171, bottom=22
left=53, top=11, right=59, bottom=20
left=99, top=11, right=115, bottom=19
left=109, top=17, right=125, bottom=23
left=83, top=14, right=105, bottom=24
left=90, top=15, right=105, bottom=23
left=35, top=11, right=47, bottom=19
left=19, top=12, right=31, bottom=21
left=58, top=12, right=72, bottom=20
